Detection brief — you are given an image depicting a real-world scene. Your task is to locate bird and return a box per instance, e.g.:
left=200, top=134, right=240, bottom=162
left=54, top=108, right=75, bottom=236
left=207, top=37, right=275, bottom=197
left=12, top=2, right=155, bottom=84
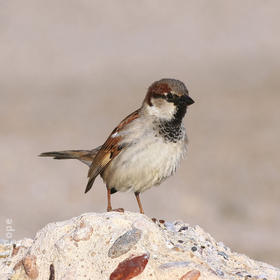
left=40, top=78, right=194, bottom=214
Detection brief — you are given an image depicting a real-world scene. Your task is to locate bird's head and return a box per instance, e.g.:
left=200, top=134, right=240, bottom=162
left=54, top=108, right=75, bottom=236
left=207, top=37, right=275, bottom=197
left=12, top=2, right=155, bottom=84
left=143, top=78, right=194, bottom=122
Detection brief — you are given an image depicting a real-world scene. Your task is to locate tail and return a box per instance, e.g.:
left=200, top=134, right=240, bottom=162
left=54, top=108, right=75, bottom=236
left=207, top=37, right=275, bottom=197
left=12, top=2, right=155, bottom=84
left=39, top=147, right=101, bottom=167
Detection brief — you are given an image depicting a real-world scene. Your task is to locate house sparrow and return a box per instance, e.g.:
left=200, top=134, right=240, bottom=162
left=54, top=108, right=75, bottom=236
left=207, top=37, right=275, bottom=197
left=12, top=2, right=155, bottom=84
left=40, top=78, right=194, bottom=214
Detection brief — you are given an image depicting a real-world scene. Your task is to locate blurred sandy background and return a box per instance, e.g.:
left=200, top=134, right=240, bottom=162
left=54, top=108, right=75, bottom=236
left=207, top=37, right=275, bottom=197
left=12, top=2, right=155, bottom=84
left=0, top=0, right=279, bottom=266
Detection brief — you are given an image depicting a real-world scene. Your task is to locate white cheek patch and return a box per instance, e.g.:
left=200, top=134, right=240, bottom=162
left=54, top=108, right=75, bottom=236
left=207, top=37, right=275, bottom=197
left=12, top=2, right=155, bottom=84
left=148, top=100, right=176, bottom=120
left=161, top=102, right=176, bottom=119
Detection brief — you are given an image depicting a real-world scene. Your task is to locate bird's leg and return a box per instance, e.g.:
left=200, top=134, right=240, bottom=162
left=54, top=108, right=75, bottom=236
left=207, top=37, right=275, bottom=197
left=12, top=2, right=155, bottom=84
left=135, top=192, right=144, bottom=214
left=106, top=187, right=124, bottom=212
left=106, top=187, right=112, bottom=212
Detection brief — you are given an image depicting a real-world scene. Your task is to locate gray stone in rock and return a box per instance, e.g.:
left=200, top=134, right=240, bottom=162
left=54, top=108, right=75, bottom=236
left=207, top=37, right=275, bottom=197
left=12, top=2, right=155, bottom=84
left=108, top=227, right=142, bottom=259
left=159, top=261, right=190, bottom=269
left=218, top=251, right=229, bottom=260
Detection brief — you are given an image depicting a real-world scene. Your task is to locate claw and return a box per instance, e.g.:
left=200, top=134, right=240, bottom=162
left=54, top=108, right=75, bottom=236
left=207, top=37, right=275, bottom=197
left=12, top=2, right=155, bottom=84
left=107, top=207, right=124, bottom=213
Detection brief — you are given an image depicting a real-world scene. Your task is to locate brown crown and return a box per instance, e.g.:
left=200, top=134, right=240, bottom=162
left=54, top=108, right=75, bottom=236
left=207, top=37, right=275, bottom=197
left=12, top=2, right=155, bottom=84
left=144, top=79, right=189, bottom=106
left=144, top=82, right=171, bottom=106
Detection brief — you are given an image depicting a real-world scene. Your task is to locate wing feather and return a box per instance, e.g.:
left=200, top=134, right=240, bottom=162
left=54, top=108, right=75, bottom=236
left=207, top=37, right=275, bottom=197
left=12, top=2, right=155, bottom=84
left=85, top=109, right=140, bottom=193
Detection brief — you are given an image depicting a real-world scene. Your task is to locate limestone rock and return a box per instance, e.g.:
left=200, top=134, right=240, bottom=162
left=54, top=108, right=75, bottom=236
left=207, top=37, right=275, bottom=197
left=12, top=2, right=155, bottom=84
left=0, top=212, right=279, bottom=280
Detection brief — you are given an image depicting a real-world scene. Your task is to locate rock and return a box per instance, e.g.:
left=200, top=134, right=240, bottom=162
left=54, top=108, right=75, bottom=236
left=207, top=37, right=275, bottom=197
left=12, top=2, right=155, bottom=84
left=0, top=212, right=279, bottom=280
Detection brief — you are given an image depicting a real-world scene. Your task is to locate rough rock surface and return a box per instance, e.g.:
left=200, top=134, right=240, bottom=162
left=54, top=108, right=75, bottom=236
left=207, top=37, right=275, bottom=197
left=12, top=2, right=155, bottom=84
left=0, top=212, right=279, bottom=280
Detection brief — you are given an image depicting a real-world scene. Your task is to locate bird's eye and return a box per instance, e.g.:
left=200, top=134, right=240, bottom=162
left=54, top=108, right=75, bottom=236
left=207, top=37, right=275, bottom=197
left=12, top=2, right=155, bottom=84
left=167, top=93, right=173, bottom=100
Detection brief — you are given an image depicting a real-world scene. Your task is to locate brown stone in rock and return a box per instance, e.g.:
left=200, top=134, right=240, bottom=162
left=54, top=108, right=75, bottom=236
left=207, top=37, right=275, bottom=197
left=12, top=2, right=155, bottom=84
left=49, top=264, right=55, bottom=280
left=22, top=255, right=39, bottom=279
left=13, top=260, right=23, bottom=271
left=151, top=218, right=157, bottom=223
left=110, top=253, right=149, bottom=280
left=12, top=245, right=20, bottom=257
left=179, top=269, right=201, bottom=280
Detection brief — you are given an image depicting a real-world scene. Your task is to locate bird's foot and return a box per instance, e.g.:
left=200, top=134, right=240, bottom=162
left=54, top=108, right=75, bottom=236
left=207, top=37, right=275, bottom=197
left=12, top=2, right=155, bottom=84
left=107, top=207, right=124, bottom=213
left=151, top=217, right=165, bottom=224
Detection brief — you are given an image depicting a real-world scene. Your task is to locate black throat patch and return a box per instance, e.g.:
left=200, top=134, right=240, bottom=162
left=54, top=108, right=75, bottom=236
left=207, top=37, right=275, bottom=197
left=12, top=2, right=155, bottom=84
left=156, top=96, right=188, bottom=143
left=157, top=120, right=184, bottom=143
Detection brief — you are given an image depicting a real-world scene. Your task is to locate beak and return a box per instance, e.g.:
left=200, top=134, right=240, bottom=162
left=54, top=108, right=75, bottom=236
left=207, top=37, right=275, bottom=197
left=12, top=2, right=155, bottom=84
left=185, top=95, right=195, bottom=106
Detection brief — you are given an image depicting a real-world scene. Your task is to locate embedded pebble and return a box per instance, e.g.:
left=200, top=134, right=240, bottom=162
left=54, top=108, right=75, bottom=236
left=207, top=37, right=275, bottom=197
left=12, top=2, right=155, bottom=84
left=164, top=222, right=176, bottom=232
left=179, top=226, right=189, bottom=232
left=159, top=261, right=190, bottom=269
left=22, top=255, right=39, bottom=279
left=218, top=251, right=229, bottom=260
left=72, top=223, right=93, bottom=242
left=179, top=269, right=201, bottom=280
left=216, top=269, right=224, bottom=276
left=191, top=246, right=197, bottom=252
left=108, top=227, right=142, bottom=259
left=49, top=264, right=55, bottom=280
left=109, top=253, right=149, bottom=280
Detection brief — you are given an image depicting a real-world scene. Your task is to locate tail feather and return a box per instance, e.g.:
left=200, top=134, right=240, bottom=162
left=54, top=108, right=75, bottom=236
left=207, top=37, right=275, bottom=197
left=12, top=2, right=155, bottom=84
left=40, top=146, right=102, bottom=191
left=39, top=147, right=101, bottom=166
left=40, top=150, right=88, bottom=160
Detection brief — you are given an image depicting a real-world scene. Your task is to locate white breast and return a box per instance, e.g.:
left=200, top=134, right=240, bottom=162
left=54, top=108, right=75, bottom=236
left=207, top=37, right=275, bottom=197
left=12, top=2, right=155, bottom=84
left=102, top=116, right=187, bottom=193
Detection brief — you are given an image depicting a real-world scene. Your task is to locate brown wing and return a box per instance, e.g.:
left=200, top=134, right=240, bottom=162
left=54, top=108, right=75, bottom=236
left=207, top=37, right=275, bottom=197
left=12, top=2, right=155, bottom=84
left=85, top=109, right=140, bottom=193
